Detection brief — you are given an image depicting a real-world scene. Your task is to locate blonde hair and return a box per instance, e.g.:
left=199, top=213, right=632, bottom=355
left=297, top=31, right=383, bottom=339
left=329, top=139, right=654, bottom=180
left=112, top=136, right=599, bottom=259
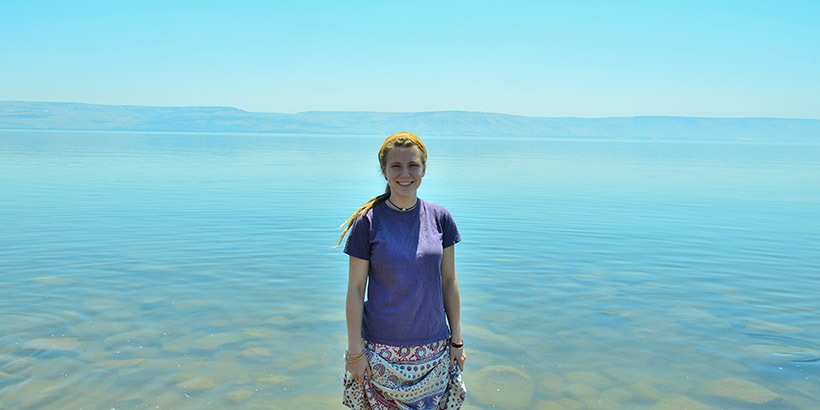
left=336, top=132, right=427, bottom=246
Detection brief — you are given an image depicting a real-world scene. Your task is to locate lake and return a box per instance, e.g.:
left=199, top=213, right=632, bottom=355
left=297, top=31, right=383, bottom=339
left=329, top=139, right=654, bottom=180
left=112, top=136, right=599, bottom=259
left=0, top=129, right=818, bottom=409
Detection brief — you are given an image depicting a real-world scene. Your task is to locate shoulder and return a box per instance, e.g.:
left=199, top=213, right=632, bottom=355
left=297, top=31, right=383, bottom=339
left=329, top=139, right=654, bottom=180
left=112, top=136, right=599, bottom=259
left=420, top=199, right=455, bottom=218
left=359, top=200, right=387, bottom=220
left=344, top=203, right=385, bottom=257
left=420, top=199, right=461, bottom=244
left=420, top=199, right=458, bottom=229
left=351, top=201, right=387, bottom=228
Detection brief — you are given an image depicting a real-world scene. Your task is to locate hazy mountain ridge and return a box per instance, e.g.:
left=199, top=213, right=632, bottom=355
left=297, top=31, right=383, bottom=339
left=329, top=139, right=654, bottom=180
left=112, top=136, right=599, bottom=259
left=1, top=101, right=818, bottom=141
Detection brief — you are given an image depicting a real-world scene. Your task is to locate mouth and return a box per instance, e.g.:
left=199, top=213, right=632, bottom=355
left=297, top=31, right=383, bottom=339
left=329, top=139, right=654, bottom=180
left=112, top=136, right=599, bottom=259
left=397, top=181, right=414, bottom=187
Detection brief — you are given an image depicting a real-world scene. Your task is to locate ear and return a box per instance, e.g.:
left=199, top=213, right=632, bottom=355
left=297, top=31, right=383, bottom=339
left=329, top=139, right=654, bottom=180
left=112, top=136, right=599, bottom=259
left=421, top=164, right=426, bottom=177
left=381, top=166, right=387, bottom=180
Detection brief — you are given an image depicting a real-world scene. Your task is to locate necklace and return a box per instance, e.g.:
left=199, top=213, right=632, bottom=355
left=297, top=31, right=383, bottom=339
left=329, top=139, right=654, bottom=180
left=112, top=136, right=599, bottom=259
left=387, top=198, right=418, bottom=212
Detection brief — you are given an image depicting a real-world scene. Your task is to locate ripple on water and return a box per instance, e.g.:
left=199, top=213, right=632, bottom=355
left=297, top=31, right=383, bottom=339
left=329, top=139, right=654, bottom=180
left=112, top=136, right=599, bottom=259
left=698, top=377, right=782, bottom=405
left=649, top=395, right=713, bottom=410
left=21, top=337, right=82, bottom=353
left=101, top=328, right=165, bottom=349
left=469, top=365, right=535, bottom=409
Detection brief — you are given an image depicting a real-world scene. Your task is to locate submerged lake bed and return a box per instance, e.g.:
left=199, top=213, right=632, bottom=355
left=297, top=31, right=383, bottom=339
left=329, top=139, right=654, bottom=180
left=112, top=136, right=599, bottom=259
left=1, top=130, right=818, bottom=409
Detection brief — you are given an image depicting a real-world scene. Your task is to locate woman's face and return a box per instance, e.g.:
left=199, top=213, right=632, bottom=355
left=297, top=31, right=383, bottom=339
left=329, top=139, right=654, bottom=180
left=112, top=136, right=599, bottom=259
left=382, top=146, right=426, bottom=199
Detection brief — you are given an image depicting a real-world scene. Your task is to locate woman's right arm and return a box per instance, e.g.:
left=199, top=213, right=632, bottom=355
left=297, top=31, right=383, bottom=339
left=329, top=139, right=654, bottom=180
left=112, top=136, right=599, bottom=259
left=345, top=255, right=371, bottom=384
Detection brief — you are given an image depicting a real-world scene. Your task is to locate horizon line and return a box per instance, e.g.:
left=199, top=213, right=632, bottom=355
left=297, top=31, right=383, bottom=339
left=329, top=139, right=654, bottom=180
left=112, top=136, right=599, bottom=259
left=2, top=99, right=818, bottom=121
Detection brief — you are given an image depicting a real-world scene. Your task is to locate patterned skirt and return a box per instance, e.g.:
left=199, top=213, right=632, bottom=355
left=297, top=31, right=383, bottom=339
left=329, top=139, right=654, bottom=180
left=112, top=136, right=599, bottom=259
left=343, top=339, right=466, bottom=410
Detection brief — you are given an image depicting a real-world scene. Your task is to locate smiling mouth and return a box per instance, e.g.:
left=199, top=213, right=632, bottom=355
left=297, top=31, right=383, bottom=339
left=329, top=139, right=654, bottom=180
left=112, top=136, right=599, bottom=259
left=397, top=181, right=414, bottom=186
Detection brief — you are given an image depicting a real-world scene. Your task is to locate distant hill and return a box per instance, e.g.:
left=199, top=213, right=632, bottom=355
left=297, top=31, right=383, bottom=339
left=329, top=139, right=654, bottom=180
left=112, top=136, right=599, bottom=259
left=1, top=101, right=818, bottom=142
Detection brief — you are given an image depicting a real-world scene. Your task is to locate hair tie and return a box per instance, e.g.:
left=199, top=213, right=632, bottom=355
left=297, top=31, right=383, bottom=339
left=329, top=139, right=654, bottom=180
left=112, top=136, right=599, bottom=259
left=379, top=132, right=427, bottom=161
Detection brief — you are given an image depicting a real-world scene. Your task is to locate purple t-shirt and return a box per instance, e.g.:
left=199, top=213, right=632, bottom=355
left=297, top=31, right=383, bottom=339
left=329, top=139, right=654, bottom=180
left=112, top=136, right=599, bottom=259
left=344, top=198, right=461, bottom=345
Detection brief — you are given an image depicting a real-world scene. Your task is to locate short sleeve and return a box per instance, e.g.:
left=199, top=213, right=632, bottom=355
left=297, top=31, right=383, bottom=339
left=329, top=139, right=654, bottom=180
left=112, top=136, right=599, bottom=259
left=343, top=213, right=372, bottom=260
left=441, top=209, right=461, bottom=248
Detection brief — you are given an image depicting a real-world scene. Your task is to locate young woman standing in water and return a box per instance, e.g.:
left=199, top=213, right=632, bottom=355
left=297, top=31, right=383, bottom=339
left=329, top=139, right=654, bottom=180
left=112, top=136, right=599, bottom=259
left=337, top=132, right=466, bottom=409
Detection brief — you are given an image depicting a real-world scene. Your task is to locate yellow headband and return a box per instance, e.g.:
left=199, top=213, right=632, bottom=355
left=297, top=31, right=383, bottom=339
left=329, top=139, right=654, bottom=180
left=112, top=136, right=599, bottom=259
left=379, top=132, right=427, bottom=162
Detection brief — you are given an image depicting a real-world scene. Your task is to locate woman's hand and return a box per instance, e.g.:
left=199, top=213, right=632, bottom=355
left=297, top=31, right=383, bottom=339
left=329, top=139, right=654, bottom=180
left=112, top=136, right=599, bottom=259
left=346, top=354, right=372, bottom=385
left=449, top=346, right=466, bottom=371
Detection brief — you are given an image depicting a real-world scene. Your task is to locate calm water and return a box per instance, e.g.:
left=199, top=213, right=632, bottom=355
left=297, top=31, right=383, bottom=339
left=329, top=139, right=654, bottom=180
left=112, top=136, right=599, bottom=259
left=1, top=129, right=818, bottom=409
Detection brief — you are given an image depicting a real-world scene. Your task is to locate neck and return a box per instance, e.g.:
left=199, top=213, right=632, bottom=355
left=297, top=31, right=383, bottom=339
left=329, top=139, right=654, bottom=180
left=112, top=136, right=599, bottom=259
left=388, top=195, right=418, bottom=211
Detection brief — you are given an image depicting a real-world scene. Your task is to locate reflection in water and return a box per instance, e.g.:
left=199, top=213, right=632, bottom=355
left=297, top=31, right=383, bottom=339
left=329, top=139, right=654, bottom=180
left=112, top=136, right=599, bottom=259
left=0, top=130, right=818, bottom=409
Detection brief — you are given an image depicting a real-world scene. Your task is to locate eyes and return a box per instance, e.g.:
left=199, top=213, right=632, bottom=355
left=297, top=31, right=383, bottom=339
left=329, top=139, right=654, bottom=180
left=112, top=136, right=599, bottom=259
left=390, top=163, right=420, bottom=169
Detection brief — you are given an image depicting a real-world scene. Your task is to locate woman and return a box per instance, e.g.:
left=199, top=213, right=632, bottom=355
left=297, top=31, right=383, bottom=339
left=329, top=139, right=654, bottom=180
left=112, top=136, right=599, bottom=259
left=337, top=132, right=466, bottom=409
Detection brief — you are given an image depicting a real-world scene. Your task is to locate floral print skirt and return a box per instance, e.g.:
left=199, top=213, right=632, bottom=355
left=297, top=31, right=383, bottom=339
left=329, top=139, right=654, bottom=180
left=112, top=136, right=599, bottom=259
left=343, top=339, right=466, bottom=410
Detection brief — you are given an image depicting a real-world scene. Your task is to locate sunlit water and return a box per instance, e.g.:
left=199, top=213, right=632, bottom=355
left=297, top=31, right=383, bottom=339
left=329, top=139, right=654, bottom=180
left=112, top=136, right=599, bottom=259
left=1, top=129, right=818, bottom=409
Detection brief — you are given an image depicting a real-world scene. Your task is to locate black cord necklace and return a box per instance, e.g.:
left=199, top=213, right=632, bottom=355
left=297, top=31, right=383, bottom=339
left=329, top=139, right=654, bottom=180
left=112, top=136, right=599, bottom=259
left=387, top=198, right=418, bottom=212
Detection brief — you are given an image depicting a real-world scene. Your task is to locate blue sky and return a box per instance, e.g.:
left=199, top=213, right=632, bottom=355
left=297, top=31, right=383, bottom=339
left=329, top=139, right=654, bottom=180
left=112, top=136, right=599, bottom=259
left=1, top=0, right=818, bottom=118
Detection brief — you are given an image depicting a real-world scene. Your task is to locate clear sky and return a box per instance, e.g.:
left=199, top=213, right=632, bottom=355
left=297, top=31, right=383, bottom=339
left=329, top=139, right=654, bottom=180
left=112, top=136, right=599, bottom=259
left=1, top=0, right=818, bottom=118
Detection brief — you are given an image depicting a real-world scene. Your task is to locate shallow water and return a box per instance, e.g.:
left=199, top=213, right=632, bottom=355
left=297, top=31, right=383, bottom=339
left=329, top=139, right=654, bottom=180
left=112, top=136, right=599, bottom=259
left=1, top=130, right=818, bottom=409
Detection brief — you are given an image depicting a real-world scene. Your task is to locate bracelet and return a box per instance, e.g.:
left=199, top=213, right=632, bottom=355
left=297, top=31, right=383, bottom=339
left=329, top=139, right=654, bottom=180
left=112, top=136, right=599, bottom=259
left=450, top=339, right=464, bottom=349
left=344, top=349, right=366, bottom=363
left=346, top=354, right=364, bottom=363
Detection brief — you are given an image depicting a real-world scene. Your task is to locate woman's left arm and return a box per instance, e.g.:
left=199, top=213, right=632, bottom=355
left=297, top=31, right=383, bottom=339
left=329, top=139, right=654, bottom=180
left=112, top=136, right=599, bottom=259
left=441, top=244, right=465, bottom=371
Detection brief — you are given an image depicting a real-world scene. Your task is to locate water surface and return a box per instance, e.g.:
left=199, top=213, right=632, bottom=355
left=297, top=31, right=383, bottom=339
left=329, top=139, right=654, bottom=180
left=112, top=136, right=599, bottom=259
left=1, top=130, right=818, bottom=409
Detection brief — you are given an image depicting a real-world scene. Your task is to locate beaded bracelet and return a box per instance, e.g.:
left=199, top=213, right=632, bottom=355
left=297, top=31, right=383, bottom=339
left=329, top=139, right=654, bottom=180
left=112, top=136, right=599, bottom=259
left=450, top=339, right=464, bottom=349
